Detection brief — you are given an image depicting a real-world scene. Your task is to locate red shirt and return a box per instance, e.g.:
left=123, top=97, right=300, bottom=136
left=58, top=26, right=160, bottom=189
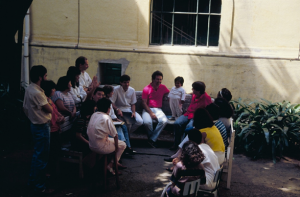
left=184, top=92, right=212, bottom=119
left=142, top=83, right=170, bottom=108
left=50, top=99, right=61, bottom=132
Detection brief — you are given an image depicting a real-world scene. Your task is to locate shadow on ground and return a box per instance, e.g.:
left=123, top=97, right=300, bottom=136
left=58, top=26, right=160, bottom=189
left=1, top=139, right=300, bottom=197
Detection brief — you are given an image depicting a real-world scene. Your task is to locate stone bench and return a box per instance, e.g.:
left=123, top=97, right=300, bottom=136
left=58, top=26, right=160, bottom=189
left=129, top=91, right=192, bottom=141
left=135, top=91, right=192, bottom=124
left=60, top=91, right=192, bottom=142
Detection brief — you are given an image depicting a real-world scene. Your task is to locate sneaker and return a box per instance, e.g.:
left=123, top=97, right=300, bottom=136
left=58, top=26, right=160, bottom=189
left=147, top=140, right=158, bottom=148
left=168, top=117, right=175, bottom=120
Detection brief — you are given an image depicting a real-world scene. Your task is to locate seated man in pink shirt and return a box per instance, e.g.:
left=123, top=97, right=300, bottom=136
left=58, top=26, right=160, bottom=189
left=142, top=71, right=170, bottom=148
left=171, top=81, right=212, bottom=150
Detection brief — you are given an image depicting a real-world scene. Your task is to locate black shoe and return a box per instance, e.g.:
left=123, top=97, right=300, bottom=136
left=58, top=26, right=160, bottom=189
left=148, top=140, right=158, bottom=148
left=164, top=157, right=173, bottom=162
left=125, top=147, right=136, bottom=155
left=168, top=117, right=175, bottom=120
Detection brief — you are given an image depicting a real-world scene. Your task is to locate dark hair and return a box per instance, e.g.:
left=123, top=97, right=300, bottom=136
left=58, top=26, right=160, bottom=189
left=30, top=65, right=47, bottom=83
left=188, top=128, right=203, bottom=145
left=103, top=85, right=114, bottom=97
left=120, top=75, right=130, bottom=82
left=193, top=108, right=214, bottom=129
left=205, top=103, right=220, bottom=121
left=192, top=81, right=206, bottom=94
left=75, top=56, right=87, bottom=69
left=214, top=98, right=233, bottom=118
left=174, top=76, right=184, bottom=85
left=41, top=80, right=56, bottom=97
left=151, top=70, right=163, bottom=80
left=180, top=141, right=205, bottom=168
left=67, top=66, right=81, bottom=88
left=217, top=88, right=232, bottom=102
left=97, top=98, right=112, bottom=113
left=94, top=87, right=104, bottom=95
left=56, top=76, right=71, bottom=91
left=80, top=100, right=96, bottom=117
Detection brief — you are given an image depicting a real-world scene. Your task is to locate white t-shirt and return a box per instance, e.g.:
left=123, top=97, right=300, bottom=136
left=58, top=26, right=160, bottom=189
left=110, top=85, right=137, bottom=112
left=198, top=144, right=220, bottom=190
left=69, top=86, right=87, bottom=104
left=109, top=104, right=117, bottom=119
left=168, top=86, right=186, bottom=101
left=79, top=71, right=92, bottom=88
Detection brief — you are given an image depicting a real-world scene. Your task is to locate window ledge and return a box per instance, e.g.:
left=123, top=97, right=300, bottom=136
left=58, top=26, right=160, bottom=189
left=144, top=45, right=220, bottom=55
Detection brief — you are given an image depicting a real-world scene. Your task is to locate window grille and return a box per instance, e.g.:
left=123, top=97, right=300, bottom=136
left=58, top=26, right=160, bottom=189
left=150, top=0, right=221, bottom=47
left=99, top=63, right=122, bottom=85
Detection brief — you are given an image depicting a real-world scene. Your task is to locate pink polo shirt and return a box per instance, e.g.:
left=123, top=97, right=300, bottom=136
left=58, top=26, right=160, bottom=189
left=142, top=83, right=170, bottom=108
left=184, top=92, right=212, bottom=119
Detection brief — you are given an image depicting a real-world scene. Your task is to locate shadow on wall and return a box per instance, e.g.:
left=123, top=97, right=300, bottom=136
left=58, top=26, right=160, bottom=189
left=158, top=25, right=300, bottom=104
left=29, top=0, right=300, bottom=104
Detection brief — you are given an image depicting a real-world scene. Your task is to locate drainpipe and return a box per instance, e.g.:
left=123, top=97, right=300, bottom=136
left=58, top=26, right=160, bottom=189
left=23, top=9, right=30, bottom=85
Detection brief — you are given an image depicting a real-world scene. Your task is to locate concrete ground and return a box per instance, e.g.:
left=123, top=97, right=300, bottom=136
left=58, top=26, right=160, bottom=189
left=1, top=139, right=300, bottom=197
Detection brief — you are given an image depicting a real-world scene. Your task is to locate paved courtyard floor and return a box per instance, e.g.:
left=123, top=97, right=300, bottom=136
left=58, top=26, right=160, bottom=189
left=1, top=140, right=300, bottom=197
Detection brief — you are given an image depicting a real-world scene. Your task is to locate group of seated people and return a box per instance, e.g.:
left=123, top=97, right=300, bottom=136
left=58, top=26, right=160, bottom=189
left=161, top=87, right=233, bottom=196
left=26, top=55, right=233, bottom=193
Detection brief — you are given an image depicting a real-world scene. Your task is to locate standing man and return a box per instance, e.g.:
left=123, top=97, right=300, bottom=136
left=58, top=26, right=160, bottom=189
left=171, top=81, right=212, bottom=150
left=23, top=65, right=53, bottom=194
left=142, top=71, right=170, bottom=148
left=75, top=56, right=92, bottom=92
left=111, top=75, right=143, bottom=133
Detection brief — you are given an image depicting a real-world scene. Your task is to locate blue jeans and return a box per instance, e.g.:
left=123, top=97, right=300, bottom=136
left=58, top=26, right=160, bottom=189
left=173, top=115, right=194, bottom=146
left=28, top=122, right=50, bottom=191
left=115, top=125, right=131, bottom=148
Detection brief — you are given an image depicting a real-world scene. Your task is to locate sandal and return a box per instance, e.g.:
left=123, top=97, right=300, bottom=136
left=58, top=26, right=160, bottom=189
left=117, top=163, right=127, bottom=170
left=107, top=165, right=122, bottom=176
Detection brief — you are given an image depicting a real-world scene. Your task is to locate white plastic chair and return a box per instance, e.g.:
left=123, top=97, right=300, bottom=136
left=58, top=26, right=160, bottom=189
left=198, top=165, right=224, bottom=197
left=222, top=118, right=235, bottom=189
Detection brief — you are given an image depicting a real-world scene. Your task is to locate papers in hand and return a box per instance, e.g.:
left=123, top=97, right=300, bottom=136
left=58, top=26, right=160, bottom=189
left=113, top=121, right=125, bottom=126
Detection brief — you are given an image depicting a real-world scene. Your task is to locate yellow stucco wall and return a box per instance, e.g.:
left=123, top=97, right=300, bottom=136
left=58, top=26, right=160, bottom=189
left=28, top=0, right=300, bottom=103
left=30, top=46, right=300, bottom=103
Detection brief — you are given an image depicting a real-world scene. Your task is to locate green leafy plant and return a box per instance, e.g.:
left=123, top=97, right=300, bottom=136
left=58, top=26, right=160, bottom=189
left=230, top=98, right=300, bottom=163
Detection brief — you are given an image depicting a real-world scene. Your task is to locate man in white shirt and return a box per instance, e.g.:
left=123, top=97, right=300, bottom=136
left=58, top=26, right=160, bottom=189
left=111, top=75, right=143, bottom=133
left=23, top=65, right=53, bottom=194
left=75, top=56, right=92, bottom=92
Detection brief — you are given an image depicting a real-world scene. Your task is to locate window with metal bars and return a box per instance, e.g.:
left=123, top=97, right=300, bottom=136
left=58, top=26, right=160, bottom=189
left=99, top=63, right=122, bottom=85
left=150, top=0, right=221, bottom=47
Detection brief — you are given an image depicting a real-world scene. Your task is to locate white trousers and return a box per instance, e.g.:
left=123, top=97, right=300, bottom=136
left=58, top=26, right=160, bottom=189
left=169, top=98, right=182, bottom=118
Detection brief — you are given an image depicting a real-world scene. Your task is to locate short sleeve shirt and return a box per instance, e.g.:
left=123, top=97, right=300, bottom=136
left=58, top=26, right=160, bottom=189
left=70, top=85, right=87, bottom=104
left=51, top=91, right=75, bottom=114
left=199, top=144, right=220, bottom=190
left=168, top=86, right=186, bottom=101
left=79, top=71, right=92, bottom=88
left=23, top=83, right=51, bottom=124
left=87, top=112, right=117, bottom=150
left=110, top=86, right=137, bottom=112
left=142, top=83, right=170, bottom=108
left=200, top=125, right=225, bottom=152
left=184, top=92, right=212, bottom=119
